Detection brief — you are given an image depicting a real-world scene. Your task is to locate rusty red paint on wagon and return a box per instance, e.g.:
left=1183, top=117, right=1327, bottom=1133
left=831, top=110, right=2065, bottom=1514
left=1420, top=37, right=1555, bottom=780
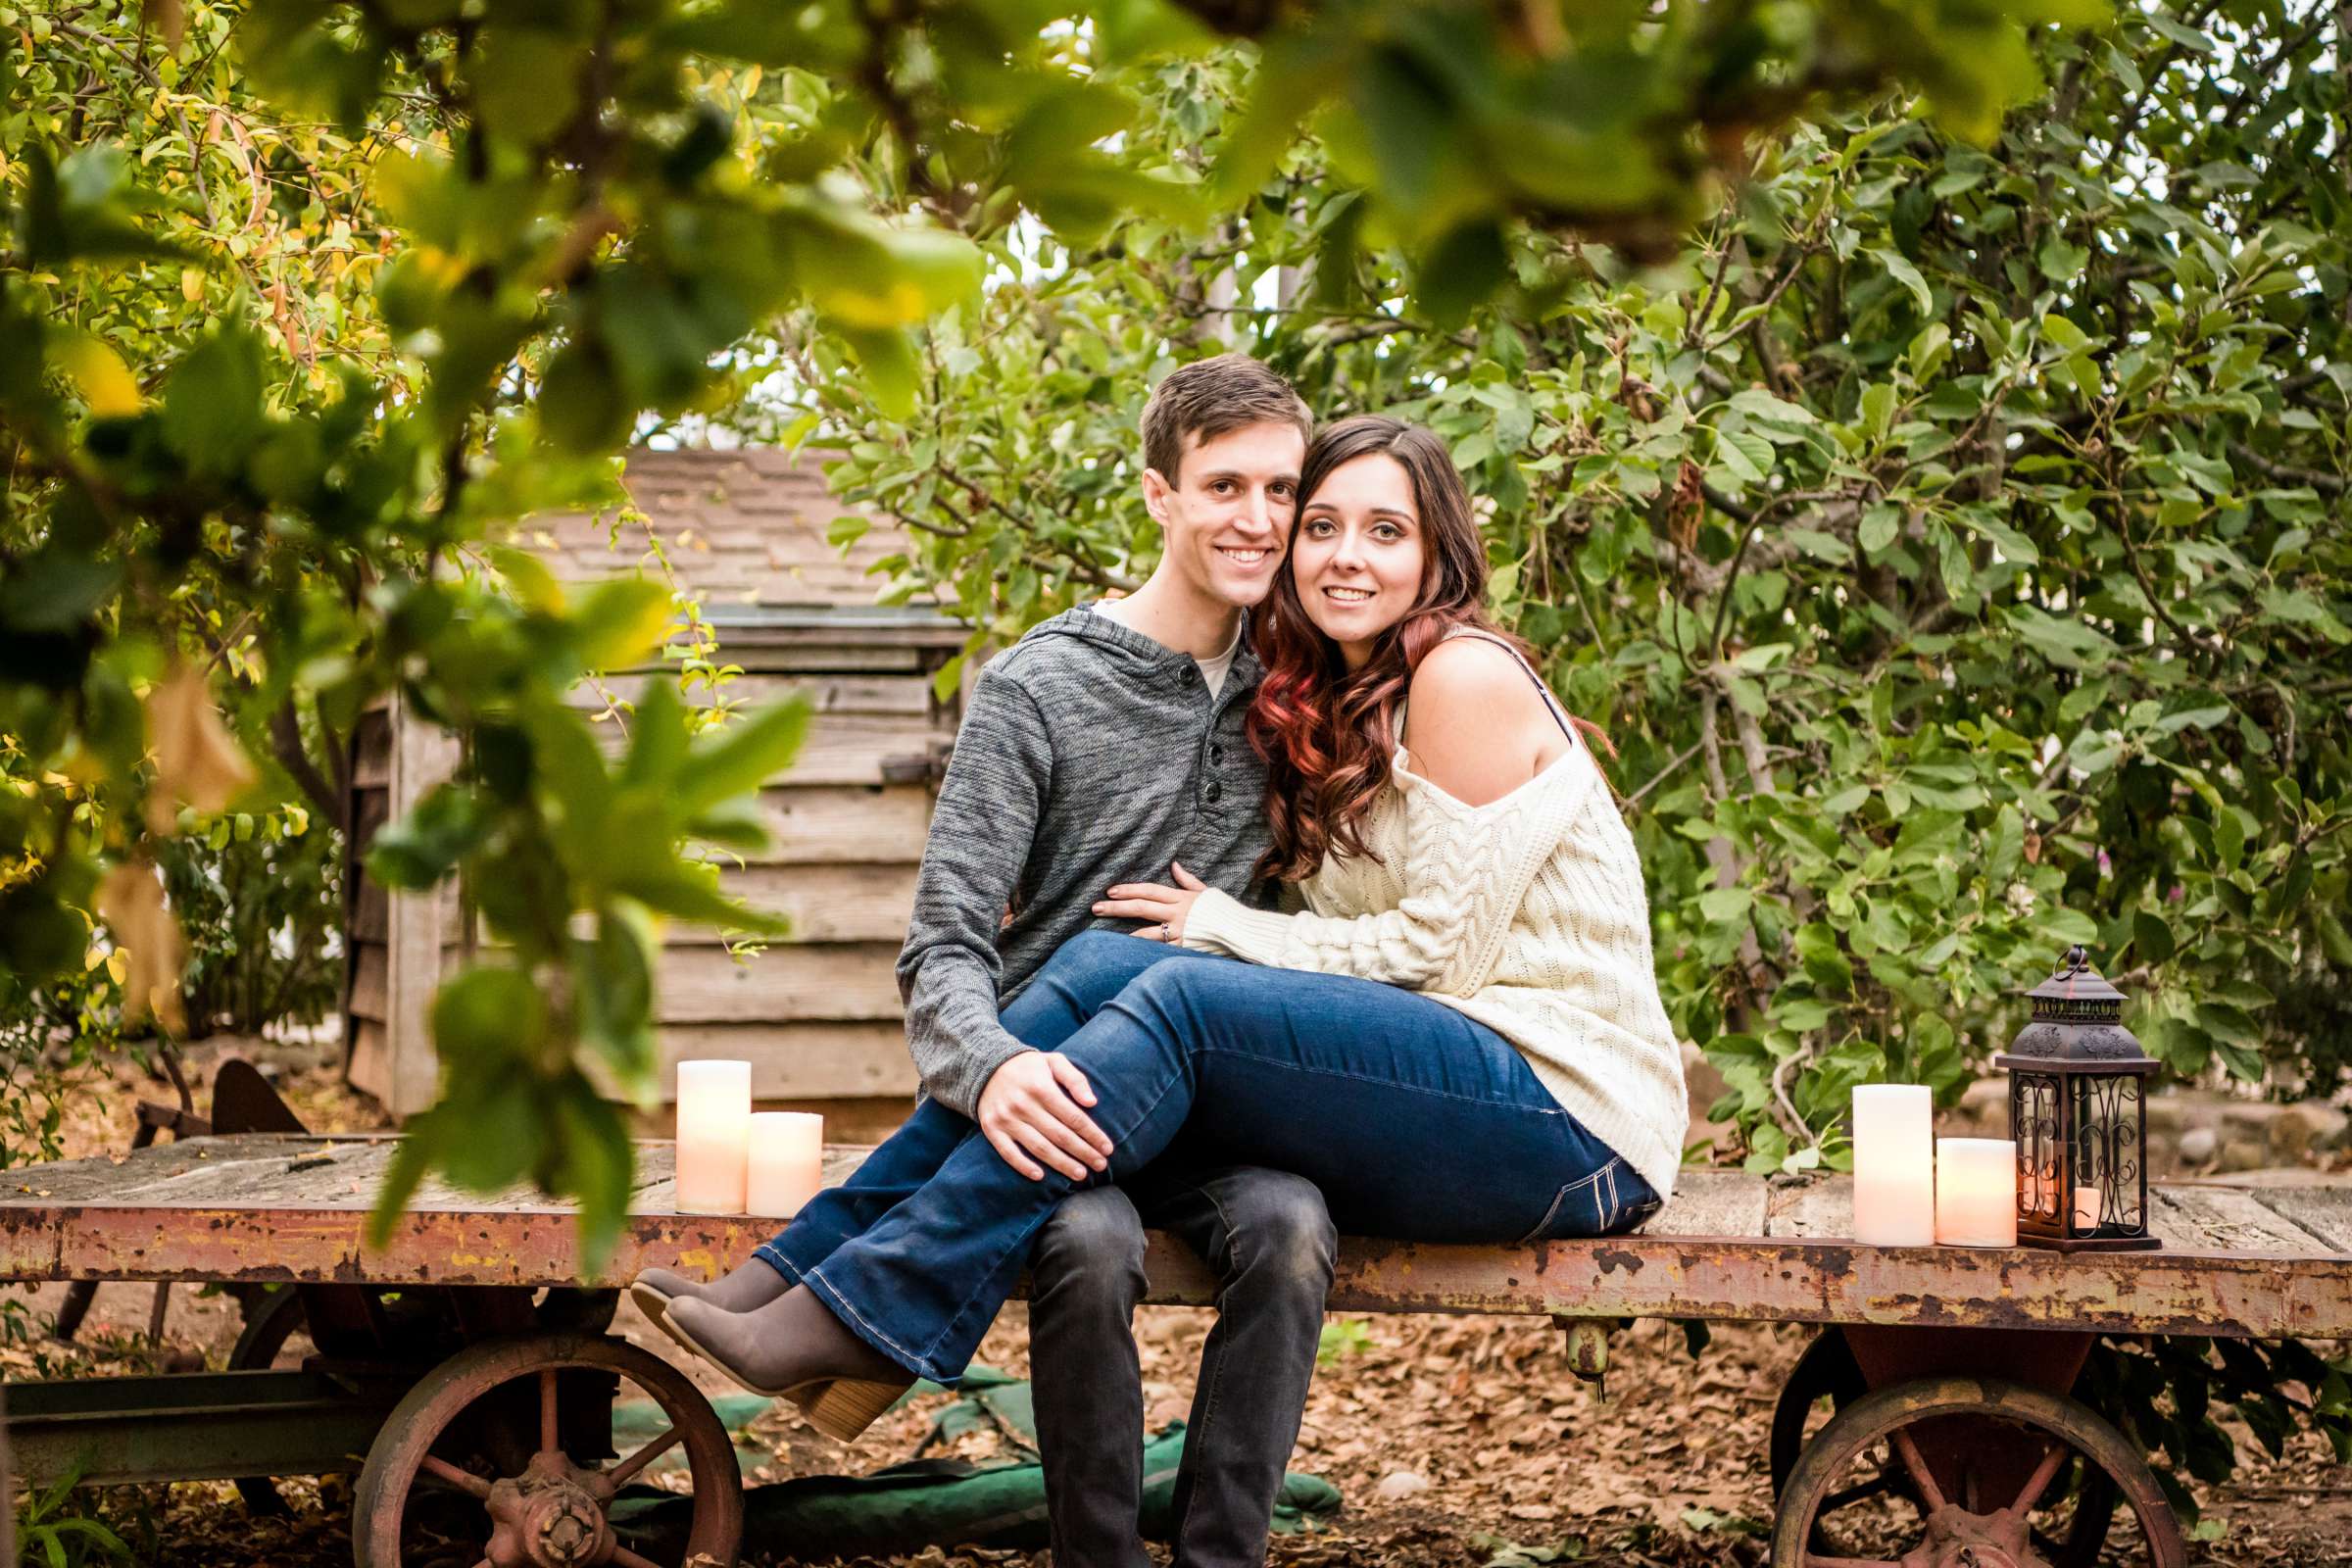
left=3, top=1138, right=2348, bottom=1341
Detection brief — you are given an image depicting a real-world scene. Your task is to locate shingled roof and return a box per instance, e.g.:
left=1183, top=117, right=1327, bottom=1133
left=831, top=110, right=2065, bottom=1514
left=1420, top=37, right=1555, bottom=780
left=527, top=446, right=927, bottom=612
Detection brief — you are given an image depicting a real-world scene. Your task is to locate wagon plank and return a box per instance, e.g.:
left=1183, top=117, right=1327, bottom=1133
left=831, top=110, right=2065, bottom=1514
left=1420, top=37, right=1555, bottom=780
left=2245, top=1187, right=2352, bottom=1253
left=1764, top=1175, right=1855, bottom=1239
left=2150, top=1185, right=2334, bottom=1254
left=1643, top=1171, right=1770, bottom=1238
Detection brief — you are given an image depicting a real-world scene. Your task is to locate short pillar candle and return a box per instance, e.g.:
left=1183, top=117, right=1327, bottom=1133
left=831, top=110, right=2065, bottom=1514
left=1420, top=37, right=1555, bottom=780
left=1935, top=1137, right=2019, bottom=1248
left=1851, top=1085, right=1936, bottom=1246
left=749, top=1111, right=825, bottom=1217
left=674, top=1059, right=752, bottom=1214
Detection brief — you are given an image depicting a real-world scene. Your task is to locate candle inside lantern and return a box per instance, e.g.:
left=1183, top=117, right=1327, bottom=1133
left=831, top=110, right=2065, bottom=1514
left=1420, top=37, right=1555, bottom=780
left=2074, top=1186, right=2103, bottom=1231
left=1935, top=1137, right=2018, bottom=1248
left=748, top=1111, right=825, bottom=1217
left=1852, top=1085, right=1936, bottom=1246
left=675, top=1059, right=752, bottom=1214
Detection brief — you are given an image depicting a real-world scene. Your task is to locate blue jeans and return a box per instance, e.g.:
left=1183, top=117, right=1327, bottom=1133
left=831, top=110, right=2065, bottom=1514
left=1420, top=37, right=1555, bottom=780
left=759, top=931, right=1655, bottom=1385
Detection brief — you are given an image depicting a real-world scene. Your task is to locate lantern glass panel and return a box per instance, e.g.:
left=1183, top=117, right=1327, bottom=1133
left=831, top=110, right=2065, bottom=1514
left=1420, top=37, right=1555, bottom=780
left=2012, top=1071, right=2064, bottom=1228
left=2074, top=1072, right=2146, bottom=1234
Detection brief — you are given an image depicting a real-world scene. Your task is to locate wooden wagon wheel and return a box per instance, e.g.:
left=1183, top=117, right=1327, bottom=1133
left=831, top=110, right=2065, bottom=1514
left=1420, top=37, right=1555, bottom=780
left=1767, top=1332, right=2120, bottom=1568
left=1771, top=1375, right=2182, bottom=1568
left=351, top=1335, right=743, bottom=1568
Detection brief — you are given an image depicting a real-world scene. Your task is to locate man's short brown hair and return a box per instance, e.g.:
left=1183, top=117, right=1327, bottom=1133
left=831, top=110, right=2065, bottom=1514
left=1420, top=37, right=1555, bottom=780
left=1140, top=353, right=1312, bottom=484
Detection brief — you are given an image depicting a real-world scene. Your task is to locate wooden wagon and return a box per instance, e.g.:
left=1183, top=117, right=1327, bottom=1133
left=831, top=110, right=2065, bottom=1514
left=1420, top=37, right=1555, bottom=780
left=3, top=1132, right=2348, bottom=1568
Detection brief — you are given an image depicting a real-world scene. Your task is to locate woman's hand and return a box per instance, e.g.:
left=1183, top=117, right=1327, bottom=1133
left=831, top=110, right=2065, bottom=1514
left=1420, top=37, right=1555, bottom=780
left=1094, top=860, right=1208, bottom=943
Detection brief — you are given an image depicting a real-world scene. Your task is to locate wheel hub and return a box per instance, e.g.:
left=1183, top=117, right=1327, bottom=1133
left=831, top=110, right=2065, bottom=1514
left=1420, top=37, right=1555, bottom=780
left=1918, top=1501, right=2042, bottom=1568
left=483, top=1451, right=615, bottom=1567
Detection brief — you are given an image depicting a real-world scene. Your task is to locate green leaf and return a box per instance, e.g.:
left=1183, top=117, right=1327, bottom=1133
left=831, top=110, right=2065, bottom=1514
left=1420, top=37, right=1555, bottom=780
left=1869, top=248, right=1933, bottom=315
left=1719, top=429, right=1776, bottom=484
left=1415, top=220, right=1510, bottom=329
left=1860, top=382, right=1897, bottom=440
left=2041, top=312, right=2091, bottom=353
left=675, top=697, right=811, bottom=815
left=472, top=27, right=581, bottom=143
left=161, top=325, right=266, bottom=476
left=1729, top=387, right=1815, bottom=426
left=1698, top=886, right=1752, bottom=923
left=366, top=785, right=486, bottom=890
left=572, top=576, right=670, bottom=673
left=556, top=1082, right=633, bottom=1276
left=1821, top=783, right=1871, bottom=814
left=840, top=326, right=920, bottom=418
left=2133, top=908, right=2176, bottom=965
left=434, top=965, right=551, bottom=1065
left=1907, top=322, right=1952, bottom=382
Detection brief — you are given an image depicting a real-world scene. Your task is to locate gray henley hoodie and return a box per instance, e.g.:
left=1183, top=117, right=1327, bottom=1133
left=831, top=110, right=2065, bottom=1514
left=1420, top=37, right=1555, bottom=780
left=897, top=604, right=1274, bottom=1114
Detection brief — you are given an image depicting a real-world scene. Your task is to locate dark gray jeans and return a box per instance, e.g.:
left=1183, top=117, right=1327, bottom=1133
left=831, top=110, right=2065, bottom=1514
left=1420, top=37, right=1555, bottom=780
left=1030, top=1163, right=1335, bottom=1568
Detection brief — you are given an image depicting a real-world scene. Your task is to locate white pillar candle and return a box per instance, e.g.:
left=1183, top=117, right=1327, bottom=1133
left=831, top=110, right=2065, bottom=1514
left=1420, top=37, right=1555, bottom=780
left=674, top=1059, right=752, bottom=1214
left=1935, top=1137, right=2018, bottom=1248
left=748, top=1111, right=825, bottom=1217
left=1851, top=1085, right=1936, bottom=1246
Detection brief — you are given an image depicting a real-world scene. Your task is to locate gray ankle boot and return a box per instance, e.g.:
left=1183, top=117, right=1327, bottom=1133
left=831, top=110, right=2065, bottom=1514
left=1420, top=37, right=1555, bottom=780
left=662, top=1286, right=913, bottom=1443
left=628, top=1258, right=790, bottom=1327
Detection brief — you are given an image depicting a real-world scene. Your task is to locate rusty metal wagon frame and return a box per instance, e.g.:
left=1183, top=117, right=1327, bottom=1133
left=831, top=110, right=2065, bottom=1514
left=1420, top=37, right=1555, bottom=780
left=3, top=1132, right=2349, bottom=1568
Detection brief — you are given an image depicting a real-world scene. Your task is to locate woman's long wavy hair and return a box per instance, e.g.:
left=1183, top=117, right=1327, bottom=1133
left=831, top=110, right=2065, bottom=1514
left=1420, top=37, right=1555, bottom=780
left=1249, top=416, right=1604, bottom=884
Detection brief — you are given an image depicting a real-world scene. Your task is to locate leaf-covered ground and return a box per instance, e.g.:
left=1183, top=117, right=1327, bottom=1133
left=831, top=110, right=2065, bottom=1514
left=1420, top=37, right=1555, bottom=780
left=7, top=1051, right=2348, bottom=1566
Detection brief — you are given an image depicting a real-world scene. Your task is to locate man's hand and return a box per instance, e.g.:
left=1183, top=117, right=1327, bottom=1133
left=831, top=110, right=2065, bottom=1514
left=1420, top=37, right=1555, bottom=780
left=977, top=1051, right=1112, bottom=1182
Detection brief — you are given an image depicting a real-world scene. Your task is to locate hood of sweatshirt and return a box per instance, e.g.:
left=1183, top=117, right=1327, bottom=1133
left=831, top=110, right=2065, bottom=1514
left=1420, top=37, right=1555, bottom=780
left=1012, top=602, right=1264, bottom=694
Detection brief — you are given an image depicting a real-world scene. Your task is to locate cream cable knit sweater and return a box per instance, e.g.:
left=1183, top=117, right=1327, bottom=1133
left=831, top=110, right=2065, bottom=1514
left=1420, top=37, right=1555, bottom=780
left=1180, top=677, right=1690, bottom=1200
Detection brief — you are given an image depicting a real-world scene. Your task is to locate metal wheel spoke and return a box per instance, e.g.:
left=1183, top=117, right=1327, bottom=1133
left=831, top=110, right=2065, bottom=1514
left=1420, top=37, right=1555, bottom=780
left=418, top=1455, right=494, bottom=1500
left=539, top=1366, right=560, bottom=1453
left=1891, top=1429, right=1948, bottom=1514
left=606, top=1423, right=684, bottom=1488
left=2011, top=1440, right=2071, bottom=1516
left=608, top=1546, right=663, bottom=1568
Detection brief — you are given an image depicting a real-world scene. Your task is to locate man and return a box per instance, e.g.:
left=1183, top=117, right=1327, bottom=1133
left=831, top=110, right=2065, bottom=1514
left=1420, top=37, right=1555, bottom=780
left=645, top=355, right=1337, bottom=1568
left=907, top=354, right=1336, bottom=1568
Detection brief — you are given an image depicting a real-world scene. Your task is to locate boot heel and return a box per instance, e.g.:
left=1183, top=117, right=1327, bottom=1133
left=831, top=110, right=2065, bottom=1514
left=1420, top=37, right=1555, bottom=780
left=803, top=1378, right=906, bottom=1443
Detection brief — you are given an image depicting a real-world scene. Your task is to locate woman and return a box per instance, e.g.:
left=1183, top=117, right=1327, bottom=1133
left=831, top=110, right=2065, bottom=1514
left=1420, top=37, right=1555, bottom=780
left=637, top=416, right=1688, bottom=1442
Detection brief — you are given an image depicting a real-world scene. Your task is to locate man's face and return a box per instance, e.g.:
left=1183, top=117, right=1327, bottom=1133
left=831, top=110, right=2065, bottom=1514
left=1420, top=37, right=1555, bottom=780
left=1142, top=419, right=1306, bottom=611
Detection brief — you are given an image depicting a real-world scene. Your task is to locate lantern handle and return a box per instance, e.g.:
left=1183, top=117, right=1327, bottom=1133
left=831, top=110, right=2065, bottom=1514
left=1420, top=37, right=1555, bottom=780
left=2055, top=945, right=2089, bottom=979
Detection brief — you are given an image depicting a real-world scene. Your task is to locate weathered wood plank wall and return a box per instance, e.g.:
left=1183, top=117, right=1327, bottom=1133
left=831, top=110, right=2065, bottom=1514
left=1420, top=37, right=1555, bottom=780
left=345, top=449, right=966, bottom=1124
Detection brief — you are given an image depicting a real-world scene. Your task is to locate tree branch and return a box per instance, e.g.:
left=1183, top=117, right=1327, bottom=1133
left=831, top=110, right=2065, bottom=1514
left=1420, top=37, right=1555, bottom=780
left=270, top=698, right=348, bottom=835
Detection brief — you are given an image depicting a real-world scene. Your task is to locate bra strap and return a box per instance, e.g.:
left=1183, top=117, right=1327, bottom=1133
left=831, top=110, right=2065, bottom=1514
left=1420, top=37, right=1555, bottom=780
left=1398, top=630, right=1574, bottom=746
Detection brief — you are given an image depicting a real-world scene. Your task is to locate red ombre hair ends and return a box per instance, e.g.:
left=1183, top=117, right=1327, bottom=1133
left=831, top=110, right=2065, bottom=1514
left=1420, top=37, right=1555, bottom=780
left=1248, top=416, right=1606, bottom=884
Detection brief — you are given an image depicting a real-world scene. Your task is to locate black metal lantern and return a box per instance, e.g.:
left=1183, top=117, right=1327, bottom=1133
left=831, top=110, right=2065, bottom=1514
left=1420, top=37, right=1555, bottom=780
left=1995, top=946, right=2161, bottom=1252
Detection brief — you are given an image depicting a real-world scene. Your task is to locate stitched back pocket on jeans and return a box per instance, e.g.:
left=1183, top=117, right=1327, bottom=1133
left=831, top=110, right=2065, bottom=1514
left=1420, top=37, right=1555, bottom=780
left=1515, top=1157, right=1627, bottom=1245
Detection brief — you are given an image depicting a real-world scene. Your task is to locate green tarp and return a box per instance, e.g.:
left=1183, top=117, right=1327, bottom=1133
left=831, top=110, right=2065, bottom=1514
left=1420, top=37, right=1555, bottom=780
left=612, top=1367, right=1341, bottom=1558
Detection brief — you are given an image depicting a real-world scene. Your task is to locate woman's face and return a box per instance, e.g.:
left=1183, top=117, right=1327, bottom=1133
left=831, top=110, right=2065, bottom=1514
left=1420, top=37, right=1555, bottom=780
left=1291, top=452, right=1426, bottom=669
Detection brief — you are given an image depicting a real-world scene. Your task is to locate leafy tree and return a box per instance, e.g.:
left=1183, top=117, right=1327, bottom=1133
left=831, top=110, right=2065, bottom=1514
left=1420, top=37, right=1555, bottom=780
left=806, top=0, right=2351, bottom=1150
left=790, top=0, right=2352, bottom=1496
left=3, top=0, right=2095, bottom=1254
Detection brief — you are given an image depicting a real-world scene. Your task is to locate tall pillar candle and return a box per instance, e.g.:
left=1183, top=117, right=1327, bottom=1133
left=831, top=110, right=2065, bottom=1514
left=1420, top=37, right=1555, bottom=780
left=1851, top=1084, right=1936, bottom=1246
left=1935, top=1137, right=2019, bottom=1248
left=674, top=1059, right=752, bottom=1214
left=749, top=1111, right=825, bottom=1217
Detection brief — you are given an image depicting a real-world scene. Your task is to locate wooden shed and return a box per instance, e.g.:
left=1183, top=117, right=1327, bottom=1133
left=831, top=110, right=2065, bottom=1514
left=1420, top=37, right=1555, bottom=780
left=345, top=448, right=968, bottom=1137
